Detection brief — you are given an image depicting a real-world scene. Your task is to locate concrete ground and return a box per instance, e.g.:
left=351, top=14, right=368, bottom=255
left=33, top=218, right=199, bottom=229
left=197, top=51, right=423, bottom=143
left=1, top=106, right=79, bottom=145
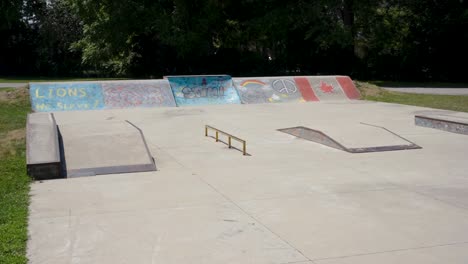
left=0, top=82, right=27, bottom=88
left=382, top=87, right=468, bottom=95
left=28, top=100, right=468, bottom=264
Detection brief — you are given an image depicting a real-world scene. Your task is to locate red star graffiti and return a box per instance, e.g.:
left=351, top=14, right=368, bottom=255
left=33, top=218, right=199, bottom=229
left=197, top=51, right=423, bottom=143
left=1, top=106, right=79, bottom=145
left=320, top=81, right=334, bottom=93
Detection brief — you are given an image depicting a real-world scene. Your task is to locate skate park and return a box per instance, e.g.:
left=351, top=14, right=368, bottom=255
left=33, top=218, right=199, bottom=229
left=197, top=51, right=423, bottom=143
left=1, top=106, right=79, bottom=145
left=26, top=75, right=468, bottom=263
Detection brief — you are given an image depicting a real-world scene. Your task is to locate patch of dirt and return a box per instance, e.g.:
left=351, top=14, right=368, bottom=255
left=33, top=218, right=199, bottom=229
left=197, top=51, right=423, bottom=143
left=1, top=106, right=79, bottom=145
left=355, top=81, right=386, bottom=98
left=0, top=87, right=29, bottom=102
left=0, top=128, right=26, bottom=158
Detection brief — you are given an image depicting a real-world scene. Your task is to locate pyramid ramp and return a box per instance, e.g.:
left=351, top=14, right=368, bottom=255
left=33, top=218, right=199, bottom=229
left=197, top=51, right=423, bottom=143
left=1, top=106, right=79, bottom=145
left=279, top=123, right=420, bottom=153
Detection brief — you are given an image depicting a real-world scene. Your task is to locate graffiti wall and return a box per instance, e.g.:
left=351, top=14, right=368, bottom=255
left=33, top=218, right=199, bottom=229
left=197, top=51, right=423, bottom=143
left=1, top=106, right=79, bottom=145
left=102, top=80, right=176, bottom=108
left=233, top=77, right=315, bottom=104
left=30, top=75, right=360, bottom=112
left=167, top=75, right=241, bottom=106
left=307, top=76, right=347, bottom=101
left=30, top=80, right=177, bottom=112
left=233, top=76, right=360, bottom=104
left=30, top=83, right=105, bottom=112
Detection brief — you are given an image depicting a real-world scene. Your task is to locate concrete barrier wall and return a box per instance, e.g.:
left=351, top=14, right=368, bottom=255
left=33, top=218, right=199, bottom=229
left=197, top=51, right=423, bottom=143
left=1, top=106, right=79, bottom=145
left=30, top=75, right=360, bottom=112
left=30, top=82, right=105, bottom=112
left=233, top=77, right=316, bottom=104
left=233, top=75, right=360, bottom=104
left=30, top=80, right=177, bottom=112
left=102, top=80, right=176, bottom=108
left=166, top=75, right=241, bottom=106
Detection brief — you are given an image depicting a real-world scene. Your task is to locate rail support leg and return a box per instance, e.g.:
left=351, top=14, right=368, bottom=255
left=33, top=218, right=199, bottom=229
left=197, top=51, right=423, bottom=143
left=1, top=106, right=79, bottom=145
left=243, top=142, right=246, bottom=155
left=216, top=131, right=219, bottom=142
left=228, top=137, right=232, bottom=148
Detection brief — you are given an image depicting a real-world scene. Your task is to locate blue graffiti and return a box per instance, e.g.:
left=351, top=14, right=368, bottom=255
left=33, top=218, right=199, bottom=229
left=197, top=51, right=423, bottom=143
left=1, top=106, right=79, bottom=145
left=168, top=75, right=241, bottom=106
left=30, top=83, right=105, bottom=112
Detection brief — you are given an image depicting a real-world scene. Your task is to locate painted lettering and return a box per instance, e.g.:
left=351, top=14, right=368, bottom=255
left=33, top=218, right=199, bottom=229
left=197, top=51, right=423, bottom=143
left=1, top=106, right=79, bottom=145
left=35, top=103, right=48, bottom=110
left=35, top=89, right=45, bottom=98
left=182, top=86, right=225, bottom=99
left=68, top=88, right=78, bottom=97
left=57, top=88, right=67, bottom=97
left=79, top=88, right=87, bottom=97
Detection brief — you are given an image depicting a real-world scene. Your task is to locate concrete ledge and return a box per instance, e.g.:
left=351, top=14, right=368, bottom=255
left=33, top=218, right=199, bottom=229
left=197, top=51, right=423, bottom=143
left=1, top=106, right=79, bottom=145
left=415, top=115, right=468, bottom=135
left=26, top=113, right=63, bottom=179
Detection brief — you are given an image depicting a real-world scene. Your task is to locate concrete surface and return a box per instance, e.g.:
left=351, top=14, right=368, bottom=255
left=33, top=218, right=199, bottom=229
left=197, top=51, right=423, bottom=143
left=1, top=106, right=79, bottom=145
left=26, top=113, right=62, bottom=179
left=26, top=113, right=60, bottom=165
left=382, top=87, right=468, bottom=95
left=28, top=101, right=468, bottom=264
left=59, top=121, right=156, bottom=177
left=0, top=82, right=27, bottom=88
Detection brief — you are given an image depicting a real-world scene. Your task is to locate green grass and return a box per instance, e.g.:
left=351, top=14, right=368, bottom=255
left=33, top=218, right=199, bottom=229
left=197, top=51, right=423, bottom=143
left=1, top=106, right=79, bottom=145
left=370, top=80, right=468, bottom=88
left=356, top=81, right=468, bottom=113
left=0, top=76, right=128, bottom=83
left=0, top=87, right=31, bottom=264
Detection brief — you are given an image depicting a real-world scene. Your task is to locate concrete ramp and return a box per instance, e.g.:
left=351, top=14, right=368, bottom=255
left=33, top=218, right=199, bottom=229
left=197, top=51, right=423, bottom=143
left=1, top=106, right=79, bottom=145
left=101, top=80, right=176, bottom=108
left=30, top=80, right=176, bottom=112
left=30, top=82, right=105, bottom=112
left=233, top=76, right=360, bottom=104
left=59, top=120, right=156, bottom=177
left=279, top=123, right=420, bottom=153
left=307, top=76, right=360, bottom=101
left=30, top=76, right=361, bottom=111
left=166, top=75, right=241, bottom=106
left=233, top=77, right=314, bottom=103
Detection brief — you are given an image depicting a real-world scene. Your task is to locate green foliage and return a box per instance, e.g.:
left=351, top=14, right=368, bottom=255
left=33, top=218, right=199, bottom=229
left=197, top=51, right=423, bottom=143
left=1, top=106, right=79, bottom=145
left=1, top=0, right=468, bottom=80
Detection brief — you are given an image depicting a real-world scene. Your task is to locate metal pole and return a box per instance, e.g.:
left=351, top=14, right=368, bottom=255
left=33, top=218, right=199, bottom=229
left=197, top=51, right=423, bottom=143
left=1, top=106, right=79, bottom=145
left=243, top=142, right=246, bottom=155
left=228, top=137, right=232, bottom=148
left=205, top=126, right=208, bottom=137
left=216, top=131, right=219, bottom=142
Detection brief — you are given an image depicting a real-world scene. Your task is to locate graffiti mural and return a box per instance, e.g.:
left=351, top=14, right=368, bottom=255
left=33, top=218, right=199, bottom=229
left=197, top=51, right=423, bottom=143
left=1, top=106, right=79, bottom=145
left=307, top=77, right=347, bottom=101
left=30, top=83, right=105, bottom=112
left=28, top=76, right=360, bottom=112
left=102, top=80, right=176, bottom=108
left=233, top=77, right=305, bottom=104
left=167, top=75, right=241, bottom=106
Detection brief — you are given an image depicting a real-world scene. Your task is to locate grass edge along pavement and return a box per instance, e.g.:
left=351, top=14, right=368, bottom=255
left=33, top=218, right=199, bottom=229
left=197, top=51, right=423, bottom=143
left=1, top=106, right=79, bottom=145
left=0, top=87, right=31, bottom=264
left=0, top=77, right=128, bottom=83
left=356, top=81, right=468, bottom=113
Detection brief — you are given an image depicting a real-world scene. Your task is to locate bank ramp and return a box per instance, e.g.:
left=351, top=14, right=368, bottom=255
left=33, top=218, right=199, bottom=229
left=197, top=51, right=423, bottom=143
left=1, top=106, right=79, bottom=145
left=29, top=75, right=360, bottom=112
left=26, top=112, right=156, bottom=179
left=30, top=80, right=176, bottom=112
left=166, top=75, right=241, bottom=106
left=233, top=76, right=359, bottom=104
left=279, top=123, right=420, bottom=153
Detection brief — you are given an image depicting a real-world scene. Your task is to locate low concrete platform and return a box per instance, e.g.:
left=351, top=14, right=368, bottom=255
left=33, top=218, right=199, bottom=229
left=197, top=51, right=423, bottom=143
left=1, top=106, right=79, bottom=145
left=415, top=113, right=468, bottom=135
left=59, top=120, right=156, bottom=177
left=26, top=113, right=62, bottom=179
left=28, top=101, right=468, bottom=264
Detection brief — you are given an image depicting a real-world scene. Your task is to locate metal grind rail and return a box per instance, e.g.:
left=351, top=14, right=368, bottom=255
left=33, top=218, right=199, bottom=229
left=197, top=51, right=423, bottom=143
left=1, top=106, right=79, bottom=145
left=205, top=125, right=247, bottom=155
